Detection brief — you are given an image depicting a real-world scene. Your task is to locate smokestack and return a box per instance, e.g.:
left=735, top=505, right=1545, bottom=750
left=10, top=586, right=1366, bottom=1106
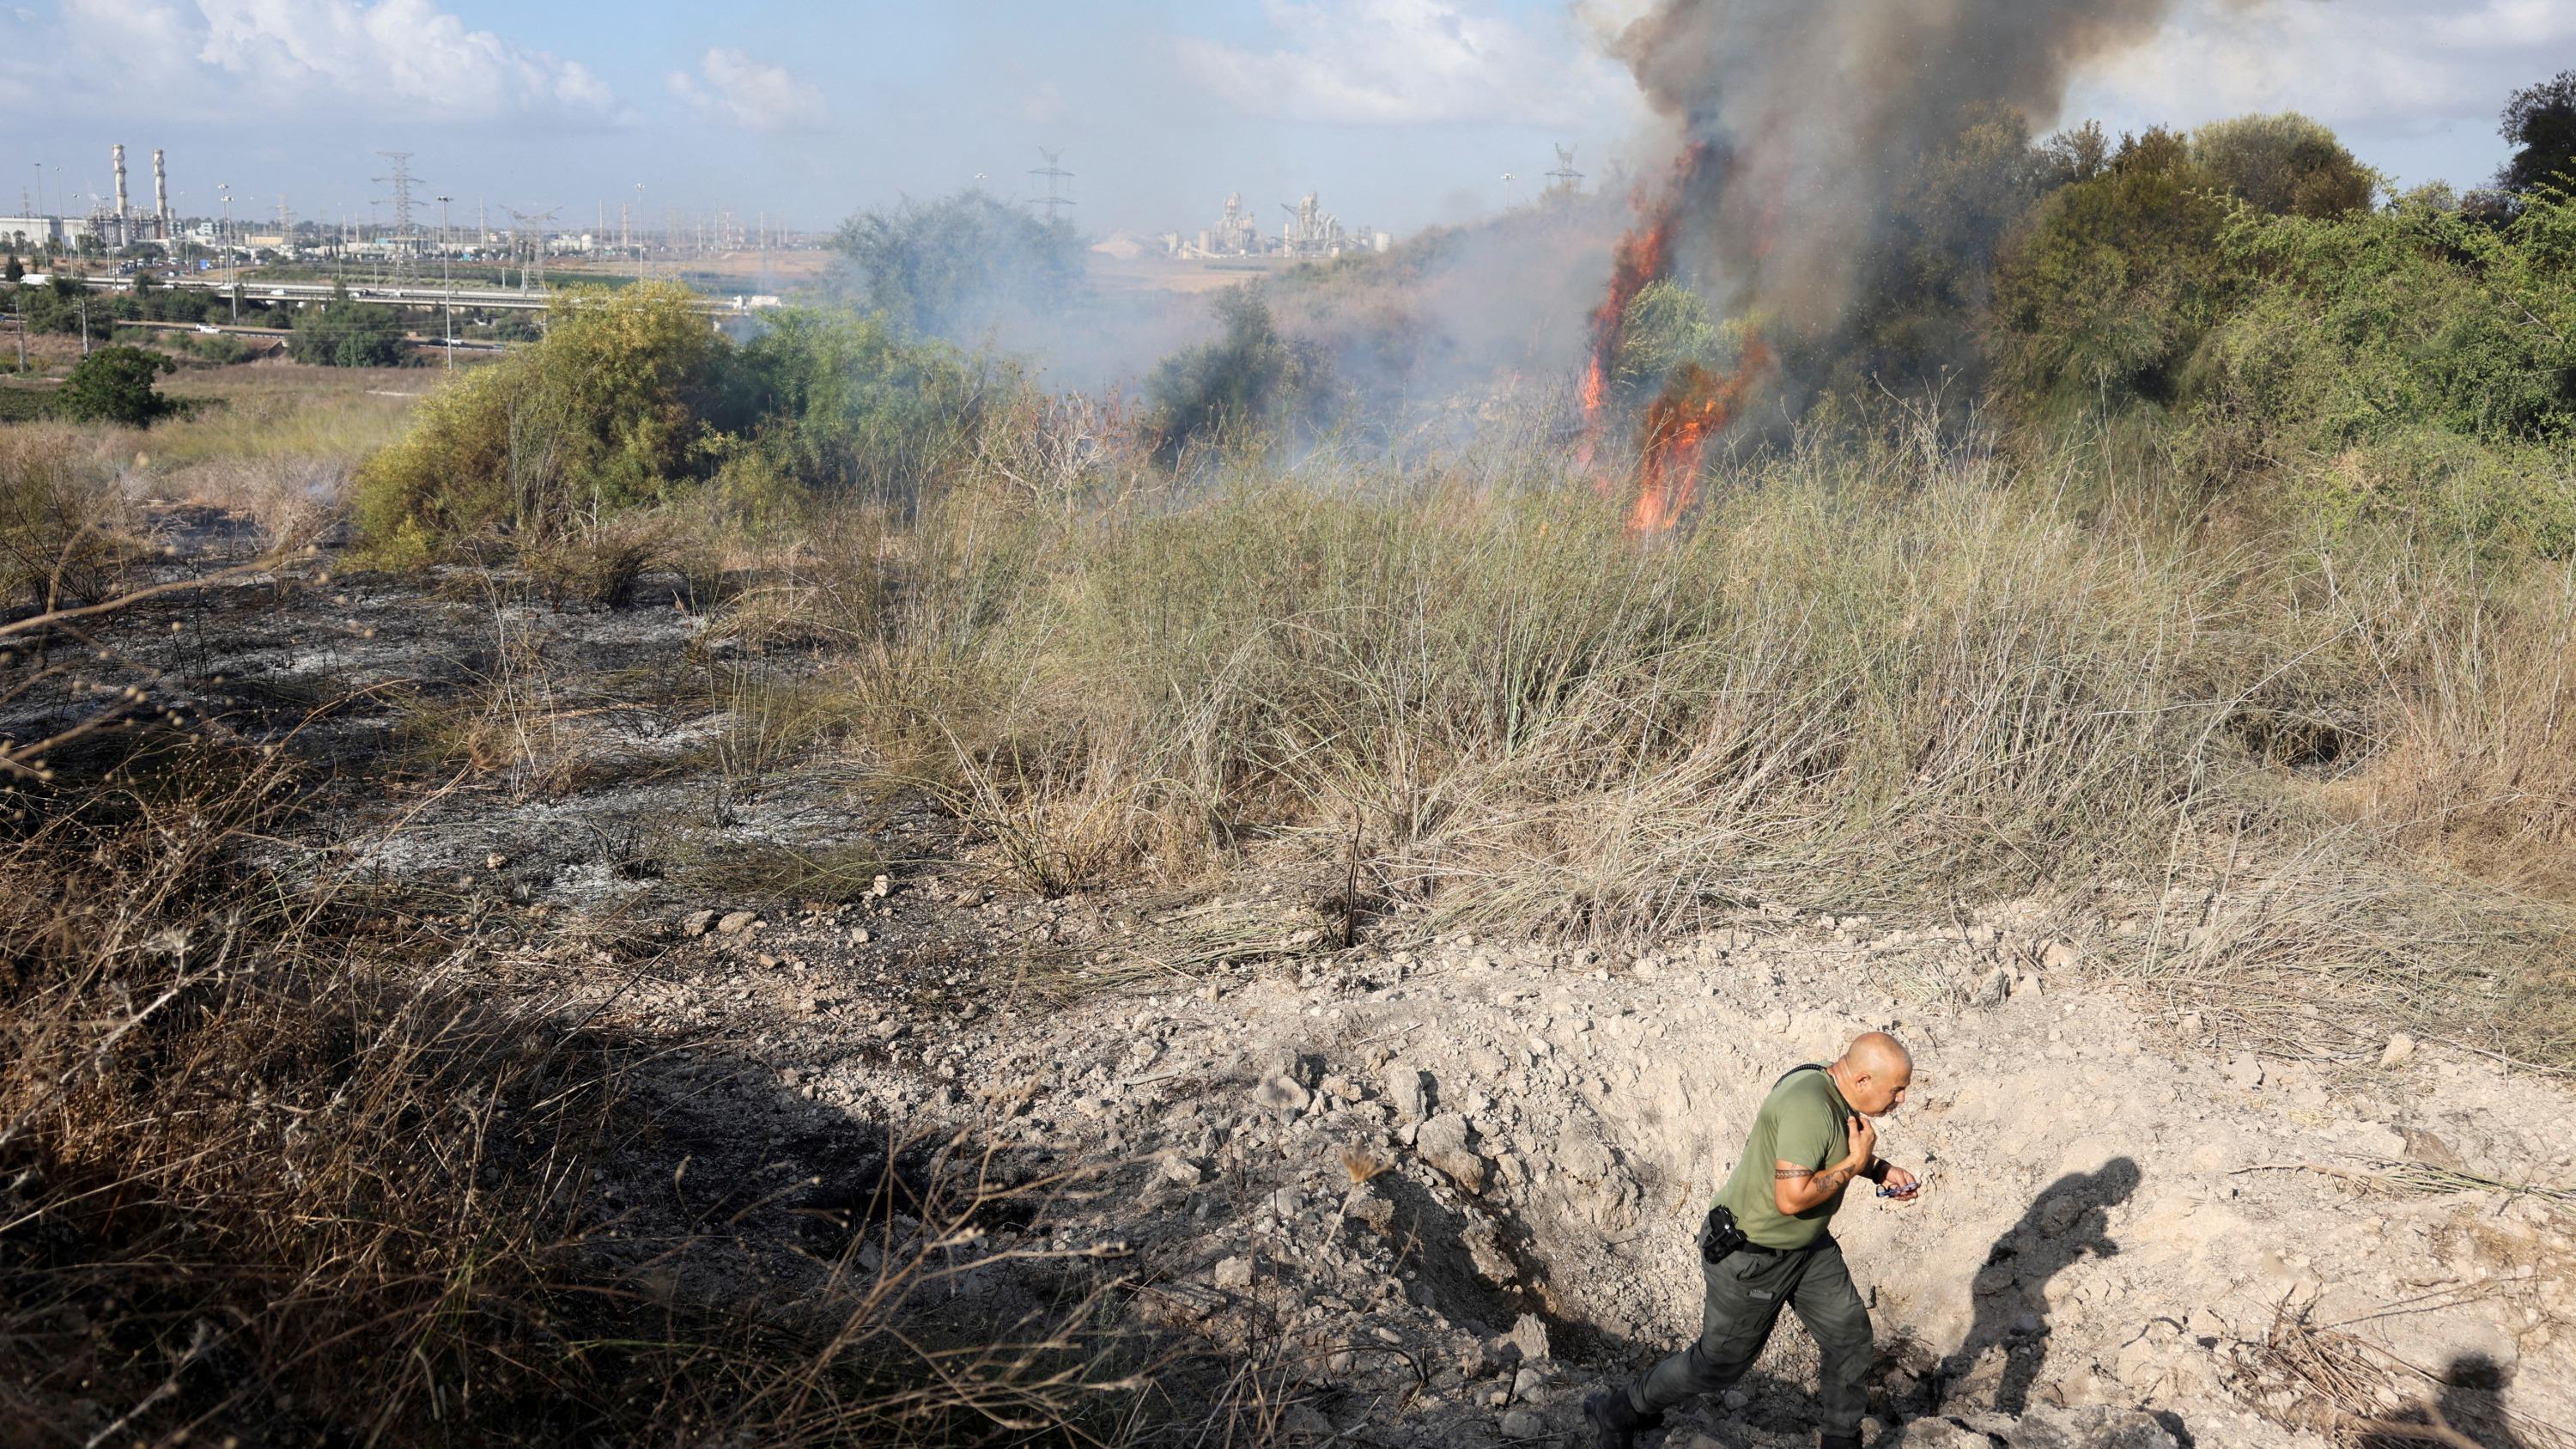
left=112, top=143, right=129, bottom=247
left=153, top=149, right=170, bottom=240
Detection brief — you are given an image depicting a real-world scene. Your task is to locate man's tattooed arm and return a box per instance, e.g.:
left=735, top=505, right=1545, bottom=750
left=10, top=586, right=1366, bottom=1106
left=1775, top=1162, right=1861, bottom=1194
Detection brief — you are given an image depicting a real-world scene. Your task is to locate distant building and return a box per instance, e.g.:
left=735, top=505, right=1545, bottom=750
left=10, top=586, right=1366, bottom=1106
left=0, top=216, right=95, bottom=248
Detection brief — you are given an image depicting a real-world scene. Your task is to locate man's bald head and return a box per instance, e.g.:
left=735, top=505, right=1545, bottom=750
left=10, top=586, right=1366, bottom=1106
left=1833, top=1032, right=1914, bottom=1115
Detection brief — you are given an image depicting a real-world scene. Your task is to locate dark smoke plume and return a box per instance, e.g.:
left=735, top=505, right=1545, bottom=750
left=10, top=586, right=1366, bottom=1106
left=1609, top=0, right=2189, bottom=336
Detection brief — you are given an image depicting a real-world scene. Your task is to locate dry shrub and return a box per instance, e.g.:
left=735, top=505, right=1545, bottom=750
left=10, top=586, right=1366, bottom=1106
left=0, top=424, right=131, bottom=610
left=702, top=508, right=893, bottom=650
left=523, top=510, right=681, bottom=610
left=939, top=740, right=1145, bottom=898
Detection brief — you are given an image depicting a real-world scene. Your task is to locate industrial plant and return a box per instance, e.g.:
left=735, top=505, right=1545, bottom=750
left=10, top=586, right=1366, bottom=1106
left=1170, top=191, right=1392, bottom=261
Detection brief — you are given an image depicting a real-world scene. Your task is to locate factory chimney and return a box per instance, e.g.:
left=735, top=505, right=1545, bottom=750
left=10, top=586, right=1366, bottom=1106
left=153, top=149, right=171, bottom=240
left=112, top=143, right=129, bottom=247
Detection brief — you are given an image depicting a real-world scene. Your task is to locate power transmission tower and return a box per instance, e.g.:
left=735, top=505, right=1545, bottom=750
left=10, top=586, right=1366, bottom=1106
left=1547, top=144, right=1585, bottom=194
left=374, top=150, right=420, bottom=280
left=505, top=205, right=559, bottom=293
left=1027, top=149, right=1075, bottom=220
left=276, top=195, right=291, bottom=254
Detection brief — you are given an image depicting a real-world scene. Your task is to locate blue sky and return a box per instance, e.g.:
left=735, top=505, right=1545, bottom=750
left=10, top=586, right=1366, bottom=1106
left=0, top=1, right=2562, bottom=238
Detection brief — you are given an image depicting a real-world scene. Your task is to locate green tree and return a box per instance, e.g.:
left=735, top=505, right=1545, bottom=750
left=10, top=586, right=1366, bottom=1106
left=3, top=253, right=21, bottom=284
left=54, top=345, right=177, bottom=427
left=1993, top=129, right=2235, bottom=407
left=289, top=283, right=408, bottom=368
left=1844, top=101, right=2043, bottom=393
left=829, top=191, right=1084, bottom=342
left=2498, top=70, right=2576, bottom=196
left=2190, top=113, right=2377, bottom=218
left=2034, top=121, right=2112, bottom=192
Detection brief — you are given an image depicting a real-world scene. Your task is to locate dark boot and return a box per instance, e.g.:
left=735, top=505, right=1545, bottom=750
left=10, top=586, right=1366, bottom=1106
left=1582, top=1389, right=1660, bottom=1449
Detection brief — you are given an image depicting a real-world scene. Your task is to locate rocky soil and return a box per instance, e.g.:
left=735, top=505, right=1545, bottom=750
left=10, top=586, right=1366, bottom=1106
left=15, top=504, right=2573, bottom=1447
left=562, top=894, right=2576, bottom=1448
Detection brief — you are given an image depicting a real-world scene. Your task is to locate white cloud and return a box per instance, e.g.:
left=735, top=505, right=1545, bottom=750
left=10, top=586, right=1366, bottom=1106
left=0, top=5, right=57, bottom=109
left=666, top=48, right=829, bottom=133
left=1176, top=0, right=1633, bottom=126
left=58, top=0, right=623, bottom=123
left=2071, top=0, right=2559, bottom=150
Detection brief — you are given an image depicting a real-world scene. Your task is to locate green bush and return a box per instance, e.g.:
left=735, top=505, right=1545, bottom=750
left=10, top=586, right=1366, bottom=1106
left=354, top=282, right=717, bottom=563
left=1611, top=279, right=1722, bottom=402
left=723, top=308, right=987, bottom=514
left=1144, top=289, right=1327, bottom=462
left=2187, top=187, right=2576, bottom=550
left=355, top=285, right=985, bottom=563
left=53, top=346, right=176, bottom=428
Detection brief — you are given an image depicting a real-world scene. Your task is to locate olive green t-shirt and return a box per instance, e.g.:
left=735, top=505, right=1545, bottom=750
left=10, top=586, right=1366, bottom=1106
left=1712, top=1068, right=1855, bottom=1250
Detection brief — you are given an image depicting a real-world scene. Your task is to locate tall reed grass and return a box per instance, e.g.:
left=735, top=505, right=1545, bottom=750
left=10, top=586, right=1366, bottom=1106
left=756, top=420, right=2573, bottom=1053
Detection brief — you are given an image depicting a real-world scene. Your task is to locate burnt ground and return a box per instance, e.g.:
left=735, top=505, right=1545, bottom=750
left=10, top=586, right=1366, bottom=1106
left=9, top=504, right=2574, bottom=1449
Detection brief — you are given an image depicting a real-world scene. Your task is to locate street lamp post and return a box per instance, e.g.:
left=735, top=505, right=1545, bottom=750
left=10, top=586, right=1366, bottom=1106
left=434, top=194, right=453, bottom=369
left=218, top=183, right=236, bottom=322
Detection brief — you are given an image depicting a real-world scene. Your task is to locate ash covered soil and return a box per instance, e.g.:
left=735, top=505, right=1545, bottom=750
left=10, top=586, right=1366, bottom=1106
left=21, top=504, right=2574, bottom=1449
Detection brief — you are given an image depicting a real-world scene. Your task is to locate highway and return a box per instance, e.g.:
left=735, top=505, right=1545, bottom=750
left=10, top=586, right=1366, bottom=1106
left=111, top=318, right=519, bottom=351
left=72, top=275, right=774, bottom=314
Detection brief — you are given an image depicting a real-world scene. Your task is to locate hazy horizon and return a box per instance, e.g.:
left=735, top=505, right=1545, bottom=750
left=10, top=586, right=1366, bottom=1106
left=0, top=0, right=2558, bottom=240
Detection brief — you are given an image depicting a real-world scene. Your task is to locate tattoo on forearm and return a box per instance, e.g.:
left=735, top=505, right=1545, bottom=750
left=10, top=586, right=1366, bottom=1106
left=1776, top=1164, right=1857, bottom=1194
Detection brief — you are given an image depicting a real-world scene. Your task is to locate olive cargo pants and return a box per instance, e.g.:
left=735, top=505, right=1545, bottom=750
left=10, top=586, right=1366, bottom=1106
left=1624, top=1235, right=1873, bottom=1439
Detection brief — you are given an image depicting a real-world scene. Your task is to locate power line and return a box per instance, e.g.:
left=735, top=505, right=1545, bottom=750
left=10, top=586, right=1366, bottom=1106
left=1547, top=144, right=1585, bottom=194
left=373, top=150, right=419, bottom=281
left=1027, top=148, right=1075, bottom=220
left=503, top=205, right=559, bottom=293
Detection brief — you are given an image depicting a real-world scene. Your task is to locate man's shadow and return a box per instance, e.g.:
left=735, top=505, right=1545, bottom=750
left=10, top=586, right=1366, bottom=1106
left=2360, top=1354, right=2531, bottom=1449
left=1933, top=1156, right=2141, bottom=1416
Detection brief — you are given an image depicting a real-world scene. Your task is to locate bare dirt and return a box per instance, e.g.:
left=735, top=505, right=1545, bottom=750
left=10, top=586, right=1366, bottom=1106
left=18, top=502, right=2573, bottom=1448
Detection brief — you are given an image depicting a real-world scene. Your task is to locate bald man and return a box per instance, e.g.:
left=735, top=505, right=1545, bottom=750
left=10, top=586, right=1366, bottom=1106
left=1586, top=1032, right=1919, bottom=1449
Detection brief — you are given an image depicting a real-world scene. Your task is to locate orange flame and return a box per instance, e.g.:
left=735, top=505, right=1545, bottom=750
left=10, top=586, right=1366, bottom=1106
left=1576, top=143, right=1776, bottom=528
left=1576, top=147, right=1704, bottom=478
left=1630, top=338, right=1774, bottom=533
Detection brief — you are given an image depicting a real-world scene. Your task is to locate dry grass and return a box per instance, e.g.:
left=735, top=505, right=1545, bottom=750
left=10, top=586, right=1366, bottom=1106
left=523, top=509, right=683, bottom=610
left=729, top=416, right=2576, bottom=1058
left=0, top=425, right=133, bottom=609
left=2231, top=1299, right=2576, bottom=1449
